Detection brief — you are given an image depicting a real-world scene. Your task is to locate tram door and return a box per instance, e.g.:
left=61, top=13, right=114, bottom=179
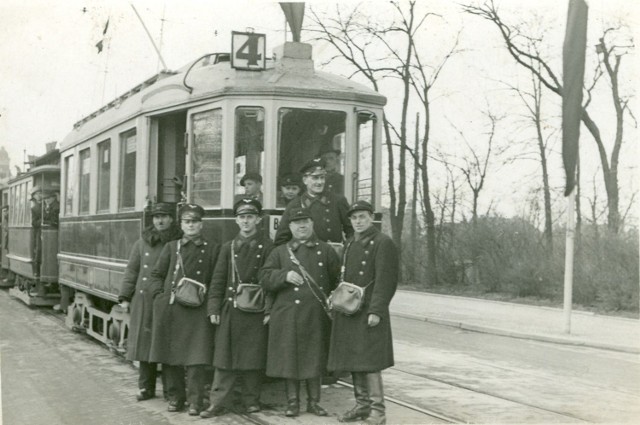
left=154, top=112, right=187, bottom=204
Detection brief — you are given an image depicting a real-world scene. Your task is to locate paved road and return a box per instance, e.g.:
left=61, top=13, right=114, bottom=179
left=390, top=315, right=640, bottom=423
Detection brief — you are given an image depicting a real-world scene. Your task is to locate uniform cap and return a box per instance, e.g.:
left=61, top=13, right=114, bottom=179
left=240, top=172, right=263, bottom=186
left=347, top=200, right=374, bottom=217
left=234, top=198, right=262, bottom=216
left=299, top=157, right=326, bottom=176
left=30, top=185, right=42, bottom=195
left=179, top=204, right=205, bottom=221
left=279, top=173, right=302, bottom=188
left=288, top=206, right=312, bottom=222
left=151, top=202, right=174, bottom=217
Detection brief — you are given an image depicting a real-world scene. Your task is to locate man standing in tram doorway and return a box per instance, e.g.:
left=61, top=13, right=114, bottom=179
left=200, top=198, right=273, bottom=418
left=328, top=200, right=398, bottom=425
left=118, top=203, right=182, bottom=402
left=260, top=207, right=340, bottom=418
left=274, top=158, right=352, bottom=248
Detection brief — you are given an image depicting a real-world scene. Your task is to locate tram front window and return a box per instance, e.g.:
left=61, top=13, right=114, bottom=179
left=234, top=107, right=265, bottom=202
left=191, top=109, right=223, bottom=207
left=355, top=112, right=376, bottom=203
left=277, top=109, right=346, bottom=199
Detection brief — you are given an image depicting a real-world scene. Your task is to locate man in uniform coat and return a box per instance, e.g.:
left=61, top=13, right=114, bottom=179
left=328, top=200, right=398, bottom=425
left=260, top=207, right=340, bottom=417
left=200, top=198, right=273, bottom=418
left=118, top=203, right=182, bottom=402
left=274, top=158, right=352, bottom=247
left=30, top=186, right=43, bottom=280
left=319, top=145, right=344, bottom=196
left=148, top=204, right=220, bottom=415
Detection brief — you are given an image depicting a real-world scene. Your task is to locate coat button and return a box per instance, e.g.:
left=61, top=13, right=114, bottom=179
left=204, top=242, right=208, bottom=245
left=359, top=271, right=364, bottom=275
left=143, top=264, right=148, bottom=268
left=145, top=252, right=149, bottom=256
left=295, top=300, right=300, bottom=304
left=140, top=289, right=143, bottom=293
left=197, top=271, right=201, bottom=275
left=201, top=250, right=205, bottom=253
left=325, top=209, right=330, bottom=213
left=199, top=259, right=203, bottom=263
left=294, top=287, right=299, bottom=291
left=257, top=254, right=261, bottom=258
left=228, top=287, right=233, bottom=290
left=365, top=251, right=369, bottom=255
left=228, top=297, right=233, bottom=301
left=142, top=277, right=147, bottom=281
left=317, top=251, right=322, bottom=255
left=370, top=241, right=374, bottom=245
left=362, top=261, right=366, bottom=265
left=318, top=262, right=323, bottom=266
left=258, top=244, right=263, bottom=249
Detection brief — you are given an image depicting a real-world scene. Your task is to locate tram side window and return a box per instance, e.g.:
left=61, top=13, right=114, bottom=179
left=119, top=129, right=137, bottom=210
left=355, top=112, right=375, bottom=203
left=64, top=155, right=74, bottom=216
left=97, top=140, right=111, bottom=212
left=79, top=148, right=91, bottom=214
left=234, top=107, right=264, bottom=201
left=277, top=108, right=346, bottom=199
left=191, top=109, right=222, bottom=207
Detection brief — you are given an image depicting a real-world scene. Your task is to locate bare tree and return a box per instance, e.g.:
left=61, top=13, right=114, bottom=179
left=463, top=1, right=636, bottom=234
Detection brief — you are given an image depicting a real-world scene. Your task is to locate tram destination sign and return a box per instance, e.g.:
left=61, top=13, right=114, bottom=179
left=231, top=31, right=266, bottom=71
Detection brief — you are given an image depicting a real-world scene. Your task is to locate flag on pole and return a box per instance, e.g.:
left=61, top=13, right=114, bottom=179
left=280, top=2, right=305, bottom=42
left=562, top=0, right=588, bottom=196
left=95, top=18, right=110, bottom=53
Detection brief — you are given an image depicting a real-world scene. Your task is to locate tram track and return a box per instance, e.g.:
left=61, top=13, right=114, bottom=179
left=389, top=366, right=590, bottom=423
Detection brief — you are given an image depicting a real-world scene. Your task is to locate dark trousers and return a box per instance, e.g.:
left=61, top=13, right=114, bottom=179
left=138, top=361, right=158, bottom=393
left=209, top=368, right=261, bottom=408
left=163, top=364, right=206, bottom=408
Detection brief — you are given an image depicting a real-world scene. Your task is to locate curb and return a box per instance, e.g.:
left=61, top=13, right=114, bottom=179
left=391, top=311, right=640, bottom=355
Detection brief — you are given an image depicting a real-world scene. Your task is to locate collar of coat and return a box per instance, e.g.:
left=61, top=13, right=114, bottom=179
left=352, top=225, right=379, bottom=247
left=180, top=235, right=206, bottom=246
left=233, top=232, right=260, bottom=250
left=288, top=234, right=320, bottom=251
left=301, top=191, right=330, bottom=207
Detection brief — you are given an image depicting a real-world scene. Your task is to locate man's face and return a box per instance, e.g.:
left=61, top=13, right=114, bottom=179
left=289, top=218, right=313, bottom=240
left=236, top=213, right=261, bottom=235
left=321, top=152, right=339, bottom=172
left=281, top=185, right=301, bottom=200
left=303, top=171, right=326, bottom=196
left=153, top=214, right=173, bottom=231
left=181, top=218, right=203, bottom=237
left=244, top=180, right=262, bottom=196
left=350, top=210, right=374, bottom=235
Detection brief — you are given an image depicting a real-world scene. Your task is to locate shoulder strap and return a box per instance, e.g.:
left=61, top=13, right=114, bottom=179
left=171, top=240, right=182, bottom=292
left=230, top=241, right=240, bottom=287
left=286, top=245, right=331, bottom=316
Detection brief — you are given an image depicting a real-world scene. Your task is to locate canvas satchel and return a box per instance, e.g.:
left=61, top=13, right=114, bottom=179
left=169, top=240, right=207, bottom=308
left=231, top=241, right=265, bottom=313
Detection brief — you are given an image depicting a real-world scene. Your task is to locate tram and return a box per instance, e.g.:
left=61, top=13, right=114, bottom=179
left=7, top=35, right=385, bottom=353
left=5, top=148, right=61, bottom=304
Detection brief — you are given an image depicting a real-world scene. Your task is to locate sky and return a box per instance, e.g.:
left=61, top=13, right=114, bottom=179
left=0, top=0, right=637, bottom=223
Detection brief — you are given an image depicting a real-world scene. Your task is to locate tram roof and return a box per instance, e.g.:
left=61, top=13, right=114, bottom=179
left=8, top=165, right=60, bottom=186
left=61, top=43, right=387, bottom=151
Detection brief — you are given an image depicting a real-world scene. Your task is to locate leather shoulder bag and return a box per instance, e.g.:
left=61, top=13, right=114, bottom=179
left=328, top=240, right=373, bottom=316
left=169, top=240, right=207, bottom=308
left=232, top=241, right=265, bottom=313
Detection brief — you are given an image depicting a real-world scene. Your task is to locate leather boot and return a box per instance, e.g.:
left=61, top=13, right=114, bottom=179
left=339, top=372, right=371, bottom=422
left=284, top=379, right=300, bottom=417
left=363, top=372, right=385, bottom=425
left=305, top=377, right=328, bottom=416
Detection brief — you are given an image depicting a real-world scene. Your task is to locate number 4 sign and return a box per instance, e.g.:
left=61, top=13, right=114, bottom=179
left=231, top=31, right=266, bottom=70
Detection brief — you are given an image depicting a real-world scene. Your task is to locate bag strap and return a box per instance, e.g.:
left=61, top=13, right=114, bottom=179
left=170, top=240, right=183, bottom=293
left=230, top=240, right=240, bottom=288
left=340, top=239, right=374, bottom=289
left=287, top=245, right=331, bottom=317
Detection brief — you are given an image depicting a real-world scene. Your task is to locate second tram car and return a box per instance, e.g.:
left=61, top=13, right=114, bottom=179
left=8, top=38, right=386, bottom=353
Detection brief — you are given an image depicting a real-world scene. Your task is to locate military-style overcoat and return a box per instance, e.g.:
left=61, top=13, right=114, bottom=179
left=327, top=226, right=398, bottom=372
left=119, top=225, right=182, bottom=362
left=274, top=191, right=352, bottom=246
left=260, top=236, right=340, bottom=379
left=148, top=236, right=220, bottom=366
left=208, top=232, right=273, bottom=371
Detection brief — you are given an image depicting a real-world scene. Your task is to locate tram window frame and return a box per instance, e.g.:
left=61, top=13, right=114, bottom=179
left=276, top=108, right=347, bottom=201
left=78, top=147, right=91, bottom=215
left=190, top=108, right=223, bottom=207
left=119, top=129, right=137, bottom=210
left=97, top=139, right=111, bottom=212
left=355, top=112, right=376, bottom=204
left=234, top=106, right=265, bottom=201
left=63, top=155, right=74, bottom=216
